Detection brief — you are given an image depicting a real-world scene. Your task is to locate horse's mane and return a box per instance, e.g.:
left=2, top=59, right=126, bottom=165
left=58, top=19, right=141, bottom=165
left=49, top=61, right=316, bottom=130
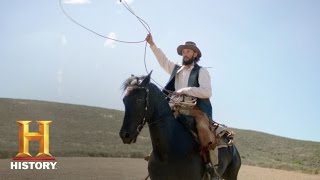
left=121, top=75, right=146, bottom=93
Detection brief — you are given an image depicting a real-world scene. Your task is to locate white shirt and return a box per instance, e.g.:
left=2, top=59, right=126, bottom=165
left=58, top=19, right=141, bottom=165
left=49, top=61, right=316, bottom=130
left=150, top=44, right=212, bottom=99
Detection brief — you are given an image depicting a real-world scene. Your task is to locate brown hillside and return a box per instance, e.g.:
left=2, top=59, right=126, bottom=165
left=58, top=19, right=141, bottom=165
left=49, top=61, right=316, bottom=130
left=0, top=98, right=319, bottom=174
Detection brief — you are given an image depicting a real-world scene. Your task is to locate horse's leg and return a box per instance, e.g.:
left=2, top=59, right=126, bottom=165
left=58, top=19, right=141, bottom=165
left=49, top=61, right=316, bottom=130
left=207, top=147, right=228, bottom=179
left=222, top=146, right=241, bottom=180
left=223, top=160, right=240, bottom=180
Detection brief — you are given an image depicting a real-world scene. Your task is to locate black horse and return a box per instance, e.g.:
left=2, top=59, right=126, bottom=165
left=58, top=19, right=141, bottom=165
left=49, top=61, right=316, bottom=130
left=119, top=72, right=241, bottom=180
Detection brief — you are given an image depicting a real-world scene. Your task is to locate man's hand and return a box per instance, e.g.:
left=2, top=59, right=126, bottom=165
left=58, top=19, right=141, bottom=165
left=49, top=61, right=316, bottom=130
left=174, top=89, right=184, bottom=96
left=145, top=33, right=155, bottom=46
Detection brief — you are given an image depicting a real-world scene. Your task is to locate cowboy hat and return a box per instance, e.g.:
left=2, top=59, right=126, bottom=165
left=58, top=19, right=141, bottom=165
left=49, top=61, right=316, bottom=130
left=177, top=41, right=202, bottom=58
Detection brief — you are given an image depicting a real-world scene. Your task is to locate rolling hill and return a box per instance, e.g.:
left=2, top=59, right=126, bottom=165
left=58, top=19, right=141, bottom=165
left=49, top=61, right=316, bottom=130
left=0, top=98, right=319, bottom=174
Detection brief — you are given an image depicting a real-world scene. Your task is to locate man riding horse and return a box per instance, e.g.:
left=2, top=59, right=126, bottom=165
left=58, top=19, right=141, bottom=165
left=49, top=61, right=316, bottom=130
left=145, top=34, right=216, bottom=173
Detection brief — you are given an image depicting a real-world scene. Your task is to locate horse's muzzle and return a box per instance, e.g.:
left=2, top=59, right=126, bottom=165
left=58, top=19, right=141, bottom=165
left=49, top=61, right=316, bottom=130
left=119, top=130, right=136, bottom=144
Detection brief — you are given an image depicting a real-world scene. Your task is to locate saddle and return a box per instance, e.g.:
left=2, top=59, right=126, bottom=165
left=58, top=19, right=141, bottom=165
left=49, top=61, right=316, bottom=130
left=176, top=115, right=235, bottom=145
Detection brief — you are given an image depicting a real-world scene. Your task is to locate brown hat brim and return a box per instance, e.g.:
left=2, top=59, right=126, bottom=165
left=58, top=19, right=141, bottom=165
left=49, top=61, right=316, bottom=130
left=177, top=45, right=202, bottom=58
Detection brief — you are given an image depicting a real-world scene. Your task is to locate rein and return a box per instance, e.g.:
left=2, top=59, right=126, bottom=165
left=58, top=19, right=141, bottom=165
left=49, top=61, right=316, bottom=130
left=133, top=86, right=166, bottom=135
left=132, top=85, right=198, bottom=135
left=136, top=87, right=149, bottom=133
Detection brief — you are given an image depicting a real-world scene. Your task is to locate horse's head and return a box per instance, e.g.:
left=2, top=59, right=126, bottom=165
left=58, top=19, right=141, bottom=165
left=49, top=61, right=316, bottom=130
left=119, top=72, right=153, bottom=144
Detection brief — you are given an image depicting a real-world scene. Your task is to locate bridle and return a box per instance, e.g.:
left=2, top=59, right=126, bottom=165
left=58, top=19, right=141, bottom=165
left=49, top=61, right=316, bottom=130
left=135, top=86, right=150, bottom=134
left=127, top=85, right=163, bottom=136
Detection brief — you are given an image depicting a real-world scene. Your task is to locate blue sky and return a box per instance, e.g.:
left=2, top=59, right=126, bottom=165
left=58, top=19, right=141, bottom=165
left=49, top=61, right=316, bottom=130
left=1, top=0, right=319, bottom=142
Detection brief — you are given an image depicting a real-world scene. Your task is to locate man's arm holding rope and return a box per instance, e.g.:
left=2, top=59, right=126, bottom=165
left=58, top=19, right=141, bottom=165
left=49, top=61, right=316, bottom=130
left=145, top=34, right=176, bottom=75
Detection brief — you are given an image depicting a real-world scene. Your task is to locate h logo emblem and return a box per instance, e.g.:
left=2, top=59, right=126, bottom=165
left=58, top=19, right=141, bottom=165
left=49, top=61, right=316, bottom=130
left=15, top=121, right=52, bottom=158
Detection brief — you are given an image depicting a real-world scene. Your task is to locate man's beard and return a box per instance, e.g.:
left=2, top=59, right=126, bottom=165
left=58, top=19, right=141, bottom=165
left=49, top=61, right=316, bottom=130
left=182, top=56, right=195, bottom=65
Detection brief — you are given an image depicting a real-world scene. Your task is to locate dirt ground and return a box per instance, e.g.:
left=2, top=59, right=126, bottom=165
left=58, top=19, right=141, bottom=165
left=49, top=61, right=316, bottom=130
left=0, top=157, right=319, bottom=180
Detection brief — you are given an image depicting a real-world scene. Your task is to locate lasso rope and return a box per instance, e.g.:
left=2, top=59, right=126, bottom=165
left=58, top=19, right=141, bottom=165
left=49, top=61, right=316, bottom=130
left=58, top=0, right=149, bottom=43
left=59, top=0, right=174, bottom=94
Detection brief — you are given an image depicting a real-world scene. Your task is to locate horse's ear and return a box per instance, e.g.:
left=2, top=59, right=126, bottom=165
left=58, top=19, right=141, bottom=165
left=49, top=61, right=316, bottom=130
left=140, top=71, right=152, bottom=86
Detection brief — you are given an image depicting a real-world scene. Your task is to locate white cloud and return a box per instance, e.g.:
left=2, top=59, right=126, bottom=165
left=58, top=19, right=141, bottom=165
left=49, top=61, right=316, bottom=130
left=104, top=32, right=117, bottom=48
left=63, top=0, right=91, bottom=4
left=116, top=0, right=134, bottom=5
left=61, top=34, right=67, bottom=46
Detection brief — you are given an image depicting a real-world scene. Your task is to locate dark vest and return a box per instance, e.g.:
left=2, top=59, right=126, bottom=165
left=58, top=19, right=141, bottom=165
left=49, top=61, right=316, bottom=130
left=163, top=64, right=213, bottom=119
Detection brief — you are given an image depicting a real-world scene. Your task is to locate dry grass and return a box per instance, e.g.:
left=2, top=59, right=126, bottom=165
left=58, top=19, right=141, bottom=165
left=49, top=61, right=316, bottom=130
left=0, top=98, right=319, bottom=175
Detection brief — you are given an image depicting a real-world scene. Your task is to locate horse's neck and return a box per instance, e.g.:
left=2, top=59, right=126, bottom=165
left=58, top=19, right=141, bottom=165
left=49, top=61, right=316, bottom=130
left=148, top=117, right=175, bottom=161
left=147, top=84, right=179, bottom=161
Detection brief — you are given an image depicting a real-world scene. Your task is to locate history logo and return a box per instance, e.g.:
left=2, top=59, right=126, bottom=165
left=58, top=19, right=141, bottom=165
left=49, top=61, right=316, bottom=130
left=10, top=121, right=57, bottom=170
